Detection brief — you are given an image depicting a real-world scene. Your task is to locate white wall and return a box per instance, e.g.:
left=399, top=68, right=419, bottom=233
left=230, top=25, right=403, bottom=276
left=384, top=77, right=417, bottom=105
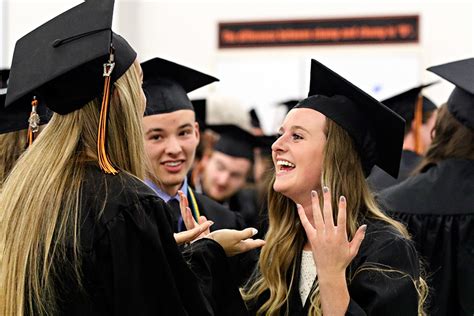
left=3, top=0, right=474, bottom=132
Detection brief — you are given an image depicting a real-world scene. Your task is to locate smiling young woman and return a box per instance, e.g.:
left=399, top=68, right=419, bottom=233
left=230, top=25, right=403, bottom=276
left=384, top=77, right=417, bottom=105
left=241, top=59, right=427, bottom=316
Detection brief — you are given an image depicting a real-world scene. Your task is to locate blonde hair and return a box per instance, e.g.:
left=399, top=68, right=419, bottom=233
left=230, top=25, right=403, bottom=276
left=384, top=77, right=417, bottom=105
left=0, top=129, right=28, bottom=187
left=0, top=61, right=146, bottom=315
left=242, top=118, right=427, bottom=315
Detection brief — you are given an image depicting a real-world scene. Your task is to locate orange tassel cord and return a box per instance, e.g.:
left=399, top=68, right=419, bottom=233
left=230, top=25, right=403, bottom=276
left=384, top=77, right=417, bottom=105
left=97, top=51, right=118, bottom=175
left=413, top=94, right=423, bottom=155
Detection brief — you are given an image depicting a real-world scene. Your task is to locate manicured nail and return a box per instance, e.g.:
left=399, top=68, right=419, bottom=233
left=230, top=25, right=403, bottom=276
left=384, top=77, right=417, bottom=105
left=251, top=228, right=258, bottom=236
left=311, top=190, right=317, bottom=197
left=361, top=224, right=367, bottom=233
left=340, top=196, right=346, bottom=203
left=296, top=203, right=302, bottom=209
left=323, top=186, right=329, bottom=193
left=209, top=221, right=215, bottom=226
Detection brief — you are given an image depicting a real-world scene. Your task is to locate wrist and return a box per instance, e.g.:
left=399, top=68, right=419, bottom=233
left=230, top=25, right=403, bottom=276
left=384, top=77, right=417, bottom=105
left=317, top=270, right=346, bottom=285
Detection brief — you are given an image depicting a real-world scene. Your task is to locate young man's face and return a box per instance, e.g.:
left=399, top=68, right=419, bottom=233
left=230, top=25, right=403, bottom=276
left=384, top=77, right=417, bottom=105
left=201, top=151, right=251, bottom=202
left=143, top=110, right=199, bottom=194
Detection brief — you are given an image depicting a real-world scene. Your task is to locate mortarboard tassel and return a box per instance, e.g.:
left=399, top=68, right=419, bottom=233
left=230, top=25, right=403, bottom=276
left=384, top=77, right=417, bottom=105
left=97, top=50, right=118, bottom=175
left=413, top=94, right=423, bottom=155
left=27, top=96, right=40, bottom=147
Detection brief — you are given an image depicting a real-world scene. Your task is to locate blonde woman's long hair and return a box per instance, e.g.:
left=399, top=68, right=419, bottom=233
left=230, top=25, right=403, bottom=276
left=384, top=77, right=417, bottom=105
left=0, top=61, right=146, bottom=316
left=242, top=118, right=427, bottom=315
left=0, top=129, right=28, bottom=187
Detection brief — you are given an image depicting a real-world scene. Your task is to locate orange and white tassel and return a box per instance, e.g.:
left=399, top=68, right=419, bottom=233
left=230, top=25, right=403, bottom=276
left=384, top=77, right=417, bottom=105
left=97, top=51, right=118, bottom=175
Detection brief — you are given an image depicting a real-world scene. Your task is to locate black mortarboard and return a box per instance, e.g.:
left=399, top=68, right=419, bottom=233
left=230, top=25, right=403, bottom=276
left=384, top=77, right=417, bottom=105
left=427, top=58, right=474, bottom=130
left=382, top=83, right=437, bottom=126
left=295, top=59, right=405, bottom=178
left=249, top=108, right=261, bottom=128
left=1, top=69, right=9, bottom=90
left=0, top=96, right=51, bottom=135
left=255, top=135, right=278, bottom=157
left=1, top=68, right=51, bottom=135
left=191, top=99, right=207, bottom=130
left=208, top=124, right=260, bottom=161
left=142, top=57, right=218, bottom=116
left=5, top=0, right=136, bottom=115
left=280, top=99, right=300, bottom=113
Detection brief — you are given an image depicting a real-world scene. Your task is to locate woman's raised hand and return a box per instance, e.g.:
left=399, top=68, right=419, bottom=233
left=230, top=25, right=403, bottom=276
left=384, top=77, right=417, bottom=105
left=297, top=187, right=367, bottom=277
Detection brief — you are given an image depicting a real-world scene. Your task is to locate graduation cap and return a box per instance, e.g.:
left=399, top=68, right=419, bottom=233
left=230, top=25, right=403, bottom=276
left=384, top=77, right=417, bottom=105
left=1, top=69, right=9, bottom=91
left=382, top=83, right=437, bottom=126
left=295, top=59, right=405, bottom=178
left=427, top=58, right=474, bottom=130
left=208, top=124, right=260, bottom=161
left=142, top=57, right=218, bottom=116
left=191, top=99, right=207, bottom=130
left=0, top=69, right=51, bottom=137
left=255, top=134, right=278, bottom=157
left=0, top=95, right=51, bottom=135
left=5, top=0, right=136, bottom=174
left=249, top=108, right=261, bottom=128
left=279, top=99, right=300, bottom=113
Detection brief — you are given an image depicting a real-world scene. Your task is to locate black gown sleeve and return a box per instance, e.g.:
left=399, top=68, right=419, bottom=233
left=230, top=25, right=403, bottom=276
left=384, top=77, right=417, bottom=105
left=346, top=234, right=420, bottom=316
left=104, top=196, right=219, bottom=315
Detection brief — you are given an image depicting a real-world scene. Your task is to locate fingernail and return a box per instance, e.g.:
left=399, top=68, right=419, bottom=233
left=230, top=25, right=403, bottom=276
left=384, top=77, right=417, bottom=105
left=311, top=190, right=317, bottom=197
left=251, top=228, right=258, bottom=236
left=340, top=196, right=346, bottom=203
left=323, top=186, right=329, bottom=193
left=209, top=221, right=215, bottom=226
left=361, top=224, right=367, bottom=233
left=296, top=203, right=302, bottom=209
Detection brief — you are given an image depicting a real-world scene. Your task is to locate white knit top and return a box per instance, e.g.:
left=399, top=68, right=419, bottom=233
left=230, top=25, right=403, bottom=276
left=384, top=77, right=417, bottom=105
left=299, top=250, right=317, bottom=305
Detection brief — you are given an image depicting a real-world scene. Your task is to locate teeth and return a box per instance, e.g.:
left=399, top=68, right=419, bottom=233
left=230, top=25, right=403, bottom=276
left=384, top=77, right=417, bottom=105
left=277, top=160, right=295, bottom=168
left=165, top=161, right=182, bottom=167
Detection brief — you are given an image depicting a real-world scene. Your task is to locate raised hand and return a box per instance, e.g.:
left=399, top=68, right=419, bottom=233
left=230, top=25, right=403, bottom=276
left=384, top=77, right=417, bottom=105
left=297, top=187, right=366, bottom=277
left=174, top=191, right=213, bottom=245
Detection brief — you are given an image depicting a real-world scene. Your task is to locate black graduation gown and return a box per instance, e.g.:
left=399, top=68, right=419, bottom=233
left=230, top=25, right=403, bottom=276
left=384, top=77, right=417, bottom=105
left=246, top=219, right=420, bottom=315
left=378, top=158, right=474, bottom=316
left=228, top=188, right=259, bottom=229
left=58, top=165, right=247, bottom=316
left=367, top=150, right=421, bottom=192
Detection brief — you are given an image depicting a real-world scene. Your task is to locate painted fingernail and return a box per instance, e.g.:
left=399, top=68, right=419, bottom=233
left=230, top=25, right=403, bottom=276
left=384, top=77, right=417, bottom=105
left=296, top=203, right=302, bottom=209
left=311, top=190, right=317, bottom=197
left=323, top=186, right=329, bottom=193
left=340, top=196, right=346, bottom=203
left=251, top=228, right=258, bottom=236
left=361, top=224, right=367, bottom=233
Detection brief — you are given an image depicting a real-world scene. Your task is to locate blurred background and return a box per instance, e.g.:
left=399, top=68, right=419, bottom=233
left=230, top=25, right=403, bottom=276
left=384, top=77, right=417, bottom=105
left=1, top=0, right=473, bottom=133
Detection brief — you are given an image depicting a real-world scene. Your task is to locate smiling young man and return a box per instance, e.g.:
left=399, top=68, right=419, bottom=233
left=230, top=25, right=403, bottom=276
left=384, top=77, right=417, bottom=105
left=194, top=124, right=261, bottom=228
left=141, top=57, right=243, bottom=233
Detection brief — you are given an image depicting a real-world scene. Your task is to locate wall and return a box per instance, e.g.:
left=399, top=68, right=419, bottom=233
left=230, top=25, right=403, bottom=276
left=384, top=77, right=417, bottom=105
left=2, top=0, right=474, bottom=132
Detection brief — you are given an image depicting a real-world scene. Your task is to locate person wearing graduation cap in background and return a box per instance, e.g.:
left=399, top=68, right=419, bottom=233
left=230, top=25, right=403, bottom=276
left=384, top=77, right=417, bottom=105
left=241, top=59, right=426, bottom=315
left=194, top=124, right=262, bottom=228
left=0, top=69, right=51, bottom=187
left=0, top=1, right=265, bottom=315
left=367, top=83, right=438, bottom=192
left=379, top=58, right=474, bottom=316
left=141, top=57, right=244, bottom=233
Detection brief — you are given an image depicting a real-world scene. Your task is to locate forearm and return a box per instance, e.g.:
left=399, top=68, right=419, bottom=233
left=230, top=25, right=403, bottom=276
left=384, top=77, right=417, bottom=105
left=318, top=272, right=350, bottom=316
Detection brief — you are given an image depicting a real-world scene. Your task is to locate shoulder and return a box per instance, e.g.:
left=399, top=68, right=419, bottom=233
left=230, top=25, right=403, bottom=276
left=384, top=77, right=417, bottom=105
left=351, top=218, right=419, bottom=277
left=82, top=166, right=167, bottom=223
